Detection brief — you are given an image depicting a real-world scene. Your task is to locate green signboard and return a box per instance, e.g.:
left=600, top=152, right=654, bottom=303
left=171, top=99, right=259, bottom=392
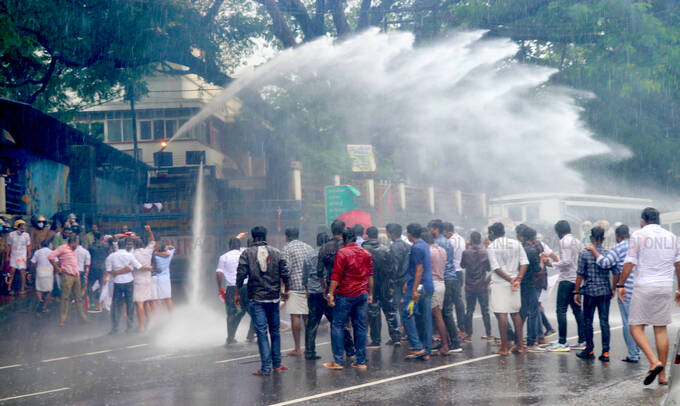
left=325, top=185, right=360, bottom=226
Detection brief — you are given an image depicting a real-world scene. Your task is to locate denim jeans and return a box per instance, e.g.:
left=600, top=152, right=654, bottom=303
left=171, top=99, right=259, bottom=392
left=520, top=285, right=540, bottom=346
left=331, top=294, right=368, bottom=366
left=465, top=290, right=491, bottom=336
left=250, top=301, right=282, bottom=373
left=306, top=293, right=354, bottom=358
left=556, top=281, right=585, bottom=344
left=391, top=278, right=406, bottom=328
left=403, top=291, right=433, bottom=355
left=618, top=297, right=640, bottom=360
left=582, top=294, right=611, bottom=353
left=442, top=281, right=461, bottom=348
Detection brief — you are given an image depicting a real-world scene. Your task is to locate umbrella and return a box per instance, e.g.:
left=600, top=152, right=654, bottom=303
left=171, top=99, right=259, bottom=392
left=337, top=209, right=373, bottom=229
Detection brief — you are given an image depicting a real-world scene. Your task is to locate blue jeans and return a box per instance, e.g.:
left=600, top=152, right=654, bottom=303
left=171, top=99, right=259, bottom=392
left=250, top=301, right=281, bottom=373
left=332, top=294, right=368, bottom=366
left=618, top=297, right=640, bottom=360
left=520, top=285, right=540, bottom=346
left=403, top=291, right=433, bottom=355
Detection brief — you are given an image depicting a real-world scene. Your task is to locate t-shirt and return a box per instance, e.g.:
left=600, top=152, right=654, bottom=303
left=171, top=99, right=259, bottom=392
left=624, top=224, right=680, bottom=288
left=487, top=237, right=529, bottom=286
left=105, top=250, right=142, bottom=284
left=8, top=230, right=30, bottom=260
left=430, top=244, right=446, bottom=282
left=461, top=245, right=491, bottom=293
left=75, top=245, right=91, bottom=273
left=31, top=247, right=54, bottom=270
left=154, top=248, right=175, bottom=278
left=407, top=239, right=434, bottom=293
left=217, top=249, right=241, bottom=286
left=331, top=243, right=373, bottom=298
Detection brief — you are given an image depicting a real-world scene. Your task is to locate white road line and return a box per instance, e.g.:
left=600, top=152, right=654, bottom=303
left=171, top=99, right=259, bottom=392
left=215, top=342, right=331, bottom=365
left=270, top=354, right=500, bottom=406
left=0, top=364, right=22, bottom=370
left=0, top=387, right=70, bottom=402
left=41, top=343, right=149, bottom=363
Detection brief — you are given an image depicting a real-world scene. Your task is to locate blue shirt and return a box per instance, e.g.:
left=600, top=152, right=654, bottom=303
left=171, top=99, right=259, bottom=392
left=596, top=239, right=633, bottom=298
left=407, top=240, right=434, bottom=293
left=435, top=234, right=457, bottom=281
left=154, top=248, right=175, bottom=278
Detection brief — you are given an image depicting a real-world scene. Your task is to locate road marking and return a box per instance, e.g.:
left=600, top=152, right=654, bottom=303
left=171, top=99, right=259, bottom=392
left=0, top=364, right=22, bottom=370
left=270, top=354, right=500, bottom=406
left=41, top=343, right=149, bottom=363
left=0, top=387, right=70, bottom=402
left=215, top=341, right=331, bottom=364
left=566, top=325, right=623, bottom=342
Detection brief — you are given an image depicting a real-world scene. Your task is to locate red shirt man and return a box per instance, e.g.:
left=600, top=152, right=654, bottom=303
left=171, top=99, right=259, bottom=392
left=331, top=241, right=373, bottom=298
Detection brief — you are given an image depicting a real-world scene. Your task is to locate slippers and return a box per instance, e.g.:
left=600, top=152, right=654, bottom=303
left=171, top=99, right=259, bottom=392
left=405, top=350, right=426, bottom=360
left=323, top=362, right=344, bottom=370
left=659, top=380, right=669, bottom=386
left=252, top=370, right=271, bottom=376
left=644, top=365, right=664, bottom=385
left=274, top=365, right=288, bottom=372
left=621, top=357, right=638, bottom=363
left=351, top=362, right=367, bottom=370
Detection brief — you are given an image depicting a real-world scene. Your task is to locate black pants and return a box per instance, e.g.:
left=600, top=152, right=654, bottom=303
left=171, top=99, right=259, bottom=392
left=111, top=282, right=134, bottom=332
left=583, top=294, right=611, bottom=353
left=556, top=281, right=585, bottom=344
left=305, top=293, right=354, bottom=358
left=541, top=309, right=553, bottom=333
left=465, top=290, right=491, bottom=336
left=442, top=280, right=462, bottom=348
left=367, top=285, right=401, bottom=344
left=225, top=286, right=249, bottom=341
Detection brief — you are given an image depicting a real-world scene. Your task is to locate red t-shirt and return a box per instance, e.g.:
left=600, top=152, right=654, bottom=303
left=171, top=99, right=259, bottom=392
left=331, top=243, right=373, bottom=298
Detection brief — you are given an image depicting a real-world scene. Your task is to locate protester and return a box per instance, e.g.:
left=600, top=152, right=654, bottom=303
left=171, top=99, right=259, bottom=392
left=462, top=231, right=492, bottom=341
left=107, top=237, right=149, bottom=334
left=428, top=220, right=462, bottom=352
left=302, top=232, right=331, bottom=360
left=620, top=208, right=680, bottom=385
left=317, top=219, right=356, bottom=357
left=589, top=224, right=640, bottom=363
left=354, top=224, right=365, bottom=247
left=81, top=224, right=99, bottom=249
left=359, top=227, right=398, bottom=349
left=31, top=240, right=54, bottom=312
left=7, top=219, right=31, bottom=295
left=324, top=227, right=373, bottom=370
left=517, top=226, right=544, bottom=352
left=132, top=226, right=156, bottom=332
left=88, top=232, right=110, bottom=312
left=386, top=223, right=410, bottom=340
left=75, top=241, right=91, bottom=309
left=153, top=243, right=175, bottom=312
left=422, top=231, right=454, bottom=355
left=487, top=222, right=528, bottom=355
left=402, top=223, right=435, bottom=360
left=217, top=237, right=245, bottom=345
left=545, top=220, right=586, bottom=352
left=444, top=221, right=467, bottom=335
left=574, top=226, right=618, bottom=362
left=282, top=227, right=314, bottom=356
left=48, top=235, right=89, bottom=326
left=235, top=226, right=290, bottom=376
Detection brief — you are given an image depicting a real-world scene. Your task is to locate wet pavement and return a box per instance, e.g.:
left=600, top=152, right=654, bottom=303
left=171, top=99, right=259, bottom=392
left=0, top=296, right=677, bottom=406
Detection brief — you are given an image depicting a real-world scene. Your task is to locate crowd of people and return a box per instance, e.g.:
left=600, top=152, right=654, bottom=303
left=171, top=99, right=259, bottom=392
left=0, top=215, right=175, bottom=333
left=219, top=208, right=680, bottom=387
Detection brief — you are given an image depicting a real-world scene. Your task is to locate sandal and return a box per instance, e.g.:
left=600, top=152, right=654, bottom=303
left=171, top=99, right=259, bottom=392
left=493, top=349, right=510, bottom=356
left=351, top=362, right=367, bottom=370
left=323, top=362, right=344, bottom=370
left=274, top=365, right=288, bottom=372
left=405, top=350, right=426, bottom=360
left=252, top=370, right=271, bottom=376
left=643, top=364, right=664, bottom=385
left=659, top=380, right=669, bottom=386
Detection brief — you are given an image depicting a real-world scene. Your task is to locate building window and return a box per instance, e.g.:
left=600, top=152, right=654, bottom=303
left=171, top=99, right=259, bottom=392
left=154, top=151, right=173, bottom=167
left=165, top=120, right=176, bottom=139
left=140, top=121, right=152, bottom=140
left=153, top=120, right=165, bottom=140
left=508, top=206, right=523, bottom=222
left=107, top=119, right=122, bottom=142
left=122, top=119, right=134, bottom=142
left=186, top=150, right=205, bottom=165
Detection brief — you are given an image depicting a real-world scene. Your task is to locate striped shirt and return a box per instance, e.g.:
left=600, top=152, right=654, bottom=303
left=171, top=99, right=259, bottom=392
left=595, top=239, right=633, bottom=298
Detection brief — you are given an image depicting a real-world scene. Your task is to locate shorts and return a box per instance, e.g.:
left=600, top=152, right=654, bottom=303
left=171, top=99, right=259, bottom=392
left=35, top=268, right=54, bottom=292
left=489, top=282, right=521, bottom=314
left=154, top=275, right=172, bottom=300
left=10, top=257, right=27, bottom=270
left=432, top=281, right=445, bottom=309
left=286, top=291, right=308, bottom=315
left=629, top=285, right=673, bottom=326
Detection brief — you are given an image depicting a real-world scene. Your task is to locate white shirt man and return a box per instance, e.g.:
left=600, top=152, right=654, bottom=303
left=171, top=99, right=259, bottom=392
left=76, top=245, right=91, bottom=275
left=487, top=235, right=529, bottom=314
left=449, top=232, right=466, bottom=273
left=217, top=249, right=242, bottom=287
left=551, top=234, right=582, bottom=283
left=8, top=229, right=31, bottom=269
left=31, top=246, right=55, bottom=293
left=105, top=250, right=141, bottom=284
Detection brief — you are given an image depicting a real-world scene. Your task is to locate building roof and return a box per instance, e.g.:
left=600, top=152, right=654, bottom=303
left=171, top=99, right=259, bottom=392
left=0, top=98, right=150, bottom=173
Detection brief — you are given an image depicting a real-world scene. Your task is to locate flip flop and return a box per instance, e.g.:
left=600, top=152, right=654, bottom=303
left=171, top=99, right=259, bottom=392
left=644, top=365, right=664, bottom=385
left=323, top=362, right=344, bottom=370
left=274, top=365, right=288, bottom=372
left=252, top=370, right=271, bottom=376
left=621, top=357, right=638, bottom=363
left=658, top=380, right=669, bottom=386
left=405, top=350, right=426, bottom=360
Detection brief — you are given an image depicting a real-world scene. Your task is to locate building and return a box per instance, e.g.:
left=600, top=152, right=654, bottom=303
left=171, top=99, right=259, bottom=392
left=0, top=98, right=146, bottom=221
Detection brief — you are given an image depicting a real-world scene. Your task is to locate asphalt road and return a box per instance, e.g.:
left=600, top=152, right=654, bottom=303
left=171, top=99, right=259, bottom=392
left=0, top=294, right=677, bottom=406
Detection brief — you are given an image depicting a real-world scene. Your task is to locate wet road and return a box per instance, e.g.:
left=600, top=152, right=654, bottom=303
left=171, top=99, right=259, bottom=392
left=0, top=298, right=676, bottom=406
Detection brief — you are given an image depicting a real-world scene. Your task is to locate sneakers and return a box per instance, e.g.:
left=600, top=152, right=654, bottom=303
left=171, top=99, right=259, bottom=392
left=527, top=345, right=546, bottom=353
left=576, top=350, right=595, bottom=360
left=449, top=347, right=463, bottom=353
left=544, top=329, right=558, bottom=339
left=598, top=352, right=610, bottom=362
left=569, top=342, right=586, bottom=350
left=546, top=343, right=570, bottom=352
left=366, top=342, right=381, bottom=349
